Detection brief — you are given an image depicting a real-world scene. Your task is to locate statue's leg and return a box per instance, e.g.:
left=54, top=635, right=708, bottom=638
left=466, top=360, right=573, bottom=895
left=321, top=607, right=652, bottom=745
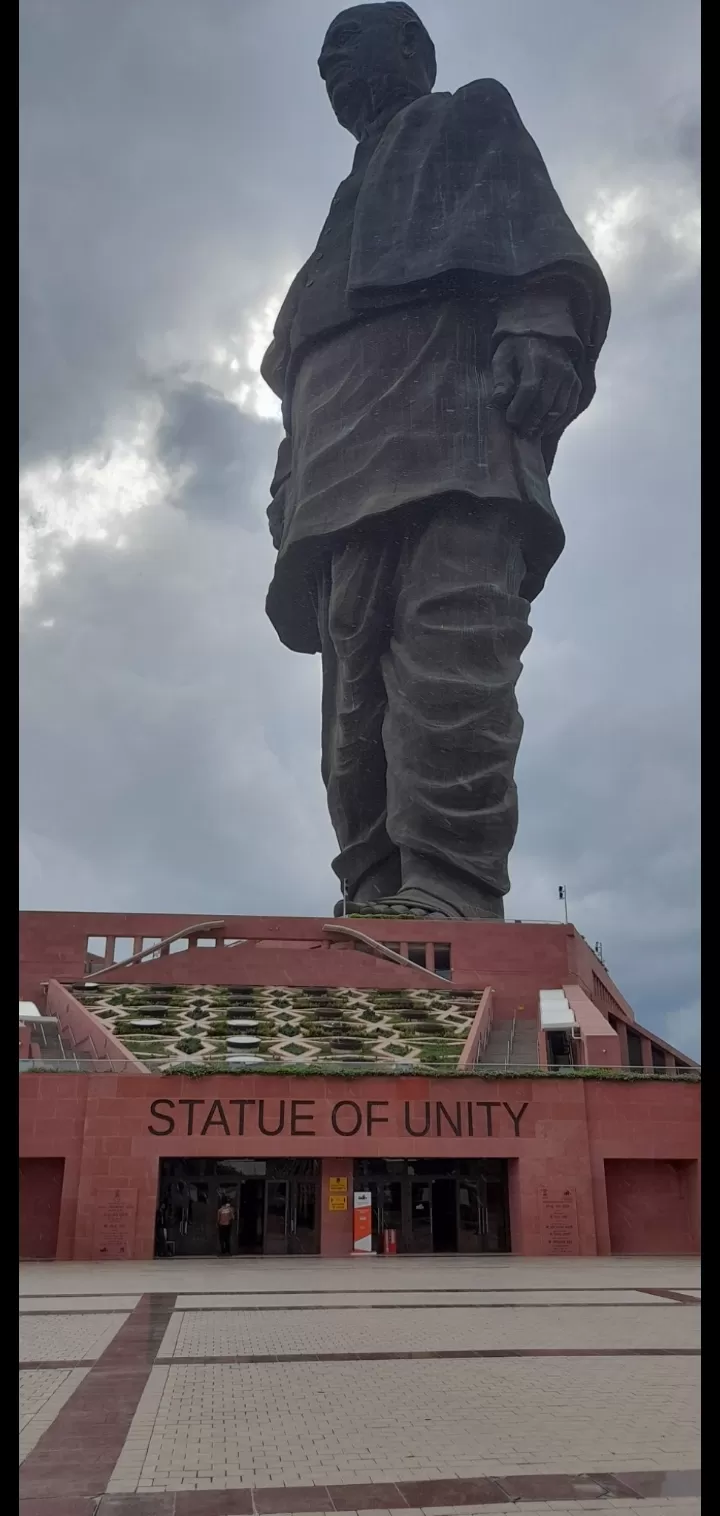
left=317, top=536, right=401, bottom=906
left=381, top=497, right=532, bottom=921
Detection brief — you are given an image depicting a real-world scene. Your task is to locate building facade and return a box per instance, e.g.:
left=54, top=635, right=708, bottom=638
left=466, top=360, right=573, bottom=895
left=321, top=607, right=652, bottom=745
left=19, top=912, right=700, bottom=1262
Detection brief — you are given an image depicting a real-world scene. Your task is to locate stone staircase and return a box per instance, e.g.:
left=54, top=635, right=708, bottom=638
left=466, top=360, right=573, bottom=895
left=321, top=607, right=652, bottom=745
left=477, top=1015, right=539, bottom=1069
left=28, top=1016, right=94, bottom=1064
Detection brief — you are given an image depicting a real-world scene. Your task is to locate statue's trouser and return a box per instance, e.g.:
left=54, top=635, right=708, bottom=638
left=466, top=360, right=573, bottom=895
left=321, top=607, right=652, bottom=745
left=315, top=497, right=532, bottom=921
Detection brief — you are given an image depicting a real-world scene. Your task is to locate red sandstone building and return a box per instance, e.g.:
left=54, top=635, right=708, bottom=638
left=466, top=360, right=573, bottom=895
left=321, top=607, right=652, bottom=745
left=19, top=912, right=700, bottom=1262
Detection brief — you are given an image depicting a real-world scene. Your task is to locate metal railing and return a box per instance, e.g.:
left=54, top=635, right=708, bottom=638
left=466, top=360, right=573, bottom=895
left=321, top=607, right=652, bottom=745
left=504, top=1015, right=517, bottom=1069
left=19, top=1058, right=145, bottom=1073
left=19, top=1056, right=698, bottom=1078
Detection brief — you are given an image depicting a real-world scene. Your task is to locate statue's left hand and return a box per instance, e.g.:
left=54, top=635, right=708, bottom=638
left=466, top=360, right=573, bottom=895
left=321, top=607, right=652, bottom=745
left=491, top=335, right=581, bottom=437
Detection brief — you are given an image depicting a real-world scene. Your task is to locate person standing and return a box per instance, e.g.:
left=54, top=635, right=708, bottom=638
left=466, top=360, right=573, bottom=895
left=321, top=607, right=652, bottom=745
left=217, top=1195, right=235, bottom=1256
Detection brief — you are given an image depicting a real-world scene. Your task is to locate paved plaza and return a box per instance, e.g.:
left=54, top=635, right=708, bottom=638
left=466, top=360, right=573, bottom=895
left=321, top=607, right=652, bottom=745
left=19, top=1257, right=700, bottom=1515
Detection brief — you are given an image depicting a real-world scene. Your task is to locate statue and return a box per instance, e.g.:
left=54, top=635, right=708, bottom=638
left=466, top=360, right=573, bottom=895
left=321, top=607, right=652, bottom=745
left=261, top=2, right=610, bottom=921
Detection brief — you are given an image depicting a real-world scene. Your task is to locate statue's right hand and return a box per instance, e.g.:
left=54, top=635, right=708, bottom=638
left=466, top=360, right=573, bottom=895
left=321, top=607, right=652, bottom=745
left=491, top=334, right=581, bottom=438
left=267, top=496, right=284, bottom=551
left=268, top=433, right=292, bottom=550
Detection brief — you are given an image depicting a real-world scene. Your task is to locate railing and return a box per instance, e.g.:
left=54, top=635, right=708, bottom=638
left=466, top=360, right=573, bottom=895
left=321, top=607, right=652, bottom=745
left=19, top=1057, right=699, bottom=1078
left=19, top=1058, right=145, bottom=1073
left=504, top=1015, right=517, bottom=1069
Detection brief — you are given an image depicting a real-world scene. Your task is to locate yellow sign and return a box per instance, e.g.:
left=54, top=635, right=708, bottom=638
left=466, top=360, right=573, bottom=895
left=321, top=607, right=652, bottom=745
left=328, top=1194, right=348, bottom=1211
left=328, top=1176, right=348, bottom=1194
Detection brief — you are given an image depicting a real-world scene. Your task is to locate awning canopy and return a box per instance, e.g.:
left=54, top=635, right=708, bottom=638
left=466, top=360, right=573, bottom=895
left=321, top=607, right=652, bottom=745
left=539, top=990, right=576, bottom=1031
left=19, top=1002, right=57, bottom=1026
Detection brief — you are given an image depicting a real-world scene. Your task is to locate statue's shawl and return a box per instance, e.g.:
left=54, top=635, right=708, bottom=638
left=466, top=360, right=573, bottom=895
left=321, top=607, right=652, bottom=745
left=263, top=79, right=610, bottom=427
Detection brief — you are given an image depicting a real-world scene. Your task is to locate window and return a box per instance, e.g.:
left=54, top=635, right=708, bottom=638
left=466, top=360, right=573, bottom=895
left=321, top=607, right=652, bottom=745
left=651, top=1043, right=666, bottom=1070
left=113, top=937, right=134, bottom=962
left=407, top=943, right=427, bottom=968
left=626, top=1029, right=644, bottom=1069
left=433, top=944, right=452, bottom=978
left=592, top=973, right=626, bottom=1021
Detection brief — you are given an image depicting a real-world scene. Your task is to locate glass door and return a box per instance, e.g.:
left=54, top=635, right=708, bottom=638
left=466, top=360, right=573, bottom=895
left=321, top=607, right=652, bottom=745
left=377, top=1180, right=403, bottom=1252
left=290, top=1179, right=319, bottom=1254
left=264, top=1180, right=290, bottom=1254
left=410, top=1180, right=433, bottom=1252
left=483, top=1174, right=510, bottom=1252
left=216, top=1181, right=240, bottom=1255
left=430, top=1177, right=458, bottom=1251
left=263, top=1177, right=320, bottom=1254
left=164, top=1178, right=213, bottom=1256
left=458, top=1178, right=482, bottom=1253
left=237, top=1177, right=265, bottom=1254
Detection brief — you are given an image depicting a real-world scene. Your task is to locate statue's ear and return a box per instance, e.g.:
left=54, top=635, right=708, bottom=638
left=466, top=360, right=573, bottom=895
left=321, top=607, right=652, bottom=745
left=400, top=19, right=421, bottom=59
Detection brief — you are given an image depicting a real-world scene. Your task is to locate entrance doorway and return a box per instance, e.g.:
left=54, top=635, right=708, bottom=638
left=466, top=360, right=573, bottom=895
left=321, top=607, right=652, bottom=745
left=431, top=1177, right=458, bottom=1251
left=156, top=1158, right=320, bottom=1257
left=20, top=1157, right=65, bottom=1260
left=356, top=1159, right=510, bottom=1254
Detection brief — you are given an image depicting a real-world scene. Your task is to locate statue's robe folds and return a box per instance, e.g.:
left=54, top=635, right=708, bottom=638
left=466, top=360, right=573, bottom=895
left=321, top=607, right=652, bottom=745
left=261, top=80, right=610, bottom=915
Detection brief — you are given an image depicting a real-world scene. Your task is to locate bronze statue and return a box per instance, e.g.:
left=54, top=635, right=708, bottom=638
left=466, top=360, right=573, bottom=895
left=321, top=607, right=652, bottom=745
left=261, top=2, right=609, bottom=921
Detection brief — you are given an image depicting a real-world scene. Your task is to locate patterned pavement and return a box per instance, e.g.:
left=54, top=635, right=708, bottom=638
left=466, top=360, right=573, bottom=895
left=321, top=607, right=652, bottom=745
left=18, top=1256, right=700, bottom=1515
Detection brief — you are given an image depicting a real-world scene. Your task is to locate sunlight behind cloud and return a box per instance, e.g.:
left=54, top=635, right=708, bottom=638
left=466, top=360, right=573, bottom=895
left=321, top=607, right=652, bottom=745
left=209, top=284, right=287, bottom=421
left=19, top=280, right=292, bottom=608
left=19, top=408, right=166, bottom=607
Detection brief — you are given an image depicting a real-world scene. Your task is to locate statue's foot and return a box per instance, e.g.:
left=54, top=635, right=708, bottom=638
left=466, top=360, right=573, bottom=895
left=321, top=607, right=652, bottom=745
left=335, top=888, right=462, bottom=921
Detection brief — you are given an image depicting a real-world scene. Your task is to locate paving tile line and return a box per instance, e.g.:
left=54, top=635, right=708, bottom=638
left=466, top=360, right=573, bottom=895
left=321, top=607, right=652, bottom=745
left=19, top=1293, right=178, bottom=1502
left=21, top=1345, right=702, bottom=1371
left=99, top=1285, right=700, bottom=1296
left=22, top=1359, right=94, bottom=1370
left=21, top=1279, right=700, bottom=1293
left=26, top=1468, right=702, bottom=1513
left=162, top=1300, right=701, bottom=1312
left=636, top=1291, right=699, bottom=1306
left=155, top=1348, right=701, bottom=1363
left=20, top=1307, right=132, bottom=1317
left=18, top=1300, right=700, bottom=1316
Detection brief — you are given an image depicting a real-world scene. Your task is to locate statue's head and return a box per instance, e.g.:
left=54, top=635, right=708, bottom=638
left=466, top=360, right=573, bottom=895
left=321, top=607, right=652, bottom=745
left=318, top=3, right=437, bottom=139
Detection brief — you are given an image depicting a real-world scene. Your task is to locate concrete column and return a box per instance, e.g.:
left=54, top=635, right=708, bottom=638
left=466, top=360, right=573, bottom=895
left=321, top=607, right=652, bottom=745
left=320, top=1156, right=354, bottom=1256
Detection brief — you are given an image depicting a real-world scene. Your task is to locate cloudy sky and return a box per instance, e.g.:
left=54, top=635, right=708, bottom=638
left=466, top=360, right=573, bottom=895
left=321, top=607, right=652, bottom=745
left=20, top=0, right=700, bottom=1056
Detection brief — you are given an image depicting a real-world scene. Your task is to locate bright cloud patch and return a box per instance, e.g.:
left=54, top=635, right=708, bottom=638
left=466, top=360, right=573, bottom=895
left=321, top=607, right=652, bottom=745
left=19, top=408, right=166, bottom=607
left=19, top=283, right=289, bottom=606
left=209, top=286, right=287, bottom=421
left=585, top=180, right=700, bottom=278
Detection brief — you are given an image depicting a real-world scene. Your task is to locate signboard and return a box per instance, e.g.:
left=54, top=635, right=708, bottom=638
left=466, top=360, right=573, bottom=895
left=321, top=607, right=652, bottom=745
left=538, top=1186, right=580, bottom=1255
left=353, top=1189, right=373, bottom=1253
left=328, top=1176, right=348, bottom=1194
left=146, top=1096, right=530, bottom=1142
left=328, top=1194, right=348, bottom=1212
left=92, top=1188, right=138, bottom=1260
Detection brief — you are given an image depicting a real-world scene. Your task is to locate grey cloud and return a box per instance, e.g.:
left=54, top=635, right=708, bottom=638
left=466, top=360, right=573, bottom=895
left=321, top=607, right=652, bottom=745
left=676, top=108, right=701, bottom=177
left=20, top=495, right=334, bottom=915
left=155, top=380, right=280, bottom=522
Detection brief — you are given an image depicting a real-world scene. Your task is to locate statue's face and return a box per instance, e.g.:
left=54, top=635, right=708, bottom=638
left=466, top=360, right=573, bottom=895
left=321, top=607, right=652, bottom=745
left=318, top=5, right=431, bottom=137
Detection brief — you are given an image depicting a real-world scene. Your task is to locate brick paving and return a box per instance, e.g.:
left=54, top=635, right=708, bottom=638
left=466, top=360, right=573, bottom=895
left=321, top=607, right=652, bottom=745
left=18, top=1258, right=700, bottom=1515
left=20, top=1310, right=130, bottom=1363
left=156, top=1303, right=698, bottom=1357
left=19, top=1367, right=89, bottom=1462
